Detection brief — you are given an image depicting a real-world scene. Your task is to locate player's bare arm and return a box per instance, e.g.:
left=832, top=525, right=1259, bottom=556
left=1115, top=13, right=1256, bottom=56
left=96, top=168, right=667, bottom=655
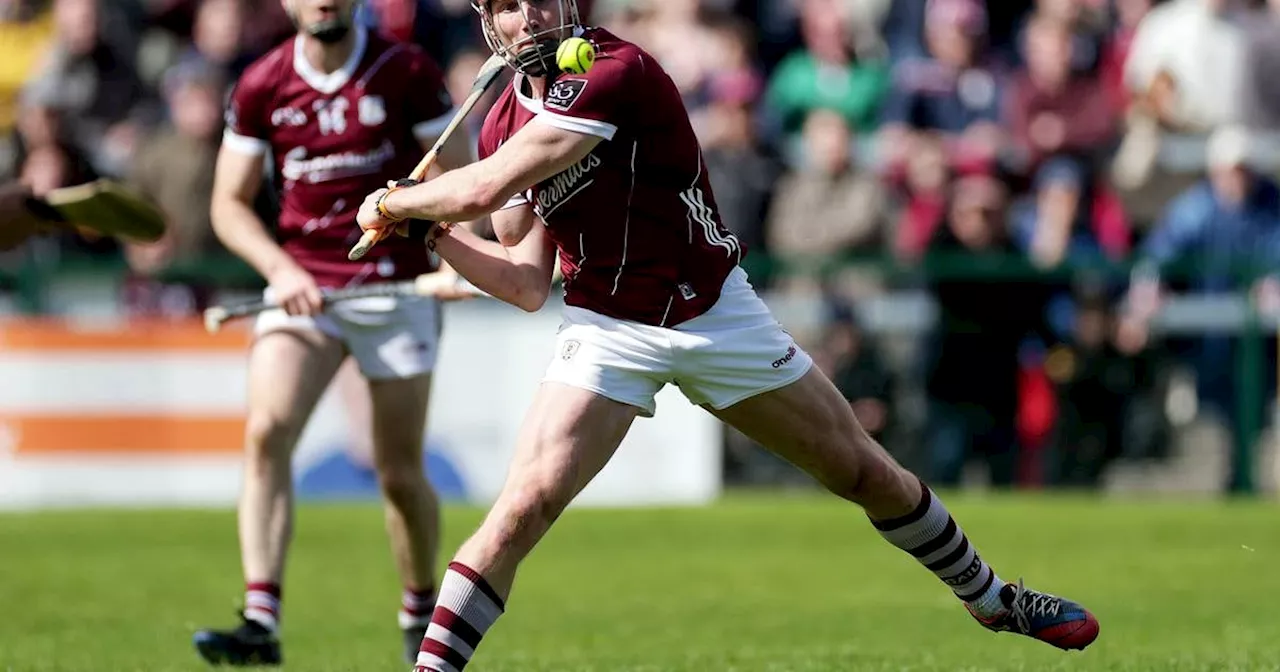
left=429, top=203, right=555, bottom=311
left=358, top=119, right=602, bottom=228
left=210, top=145, right=323, bottom=316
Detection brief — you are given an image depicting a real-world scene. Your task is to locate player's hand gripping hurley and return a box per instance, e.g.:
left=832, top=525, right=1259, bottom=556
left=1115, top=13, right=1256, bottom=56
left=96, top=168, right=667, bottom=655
left=348, top=53, right=508, bottom=261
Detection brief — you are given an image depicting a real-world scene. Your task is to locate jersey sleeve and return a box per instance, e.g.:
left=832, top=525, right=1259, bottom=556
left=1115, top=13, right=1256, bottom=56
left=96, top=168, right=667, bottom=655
left=478, top=108, right=530, bottom=211
left=404, top=47, right=456, bottom=142
left=535, top=50, right=635, bottom=142
left=222, top=72, right=272, bottom=156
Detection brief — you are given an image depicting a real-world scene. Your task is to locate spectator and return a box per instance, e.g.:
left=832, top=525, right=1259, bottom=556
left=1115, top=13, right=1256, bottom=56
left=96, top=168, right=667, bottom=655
left=637, top=0, right=719, bottom=104
left=1123, top=0, right=1247, bottom=132
left=1011, top=0, right=1109, bottom=75
left=767, top=109, right=889, bottom=289
left=1122, top=125, right=1280, bottom=484
left=21, top=0, right=156, bottom=180
left=891, top=130, right=949, bottom=261
left=1004, top=12, right=1118, bottom=181
left=701, top=63, right=780, bottom=285
left=120, top=59, right=226, bottom=318
left=817, top=301, right=897, bottom=442
left=1043, top=286, right=1140, bottom=487
left=765, top=0, right=890, bottom=139
left=175, top=0, right=253, bottom=79
left=1003, top=12, right=1126, bottom=304
left=921, top=176, right=1051, bottom=487
left=890, top=131, right=1005, bottom=261
left=691, top=14, right=764, bottom=142
left=1009, top=161, right=1130, bottom=270
left=880, top=0, right=1005, bottom=174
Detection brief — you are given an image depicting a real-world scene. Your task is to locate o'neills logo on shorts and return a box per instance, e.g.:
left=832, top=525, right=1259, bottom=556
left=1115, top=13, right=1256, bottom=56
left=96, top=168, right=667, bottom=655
left=772, top=345, right=797, bottom=369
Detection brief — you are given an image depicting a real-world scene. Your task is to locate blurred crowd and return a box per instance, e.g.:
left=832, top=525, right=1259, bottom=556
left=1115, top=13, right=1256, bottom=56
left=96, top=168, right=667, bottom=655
left=5, top=0, right=1280, bottom=491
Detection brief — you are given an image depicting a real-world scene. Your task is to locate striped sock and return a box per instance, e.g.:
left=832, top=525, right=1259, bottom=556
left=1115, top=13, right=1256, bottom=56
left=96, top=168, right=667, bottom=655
left=870, top=481, right=1007, bottom=618
left=399, top=586, right=437, bottom=629
left=415, top=562, right=505, bottom=672
left=243, top=581, right=282, bottom=632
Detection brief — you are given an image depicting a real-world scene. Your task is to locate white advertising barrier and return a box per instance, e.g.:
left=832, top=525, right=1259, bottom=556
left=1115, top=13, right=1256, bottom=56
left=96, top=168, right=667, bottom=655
left=0, top=298, right=722, bottom=510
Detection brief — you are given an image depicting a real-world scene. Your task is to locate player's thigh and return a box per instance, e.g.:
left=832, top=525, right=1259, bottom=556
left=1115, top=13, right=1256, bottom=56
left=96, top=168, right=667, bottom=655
left=366, top=372, right=433, bottom=469
left=708, top=366, right=876, bottom=492
left=246, top=324, right=347, bottom=441
left=497, top=381, right=639, bottom=509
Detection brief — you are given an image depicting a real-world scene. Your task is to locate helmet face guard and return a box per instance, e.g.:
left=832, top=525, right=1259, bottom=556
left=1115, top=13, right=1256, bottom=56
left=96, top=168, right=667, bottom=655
left=471, top=0, right=581, bottom=77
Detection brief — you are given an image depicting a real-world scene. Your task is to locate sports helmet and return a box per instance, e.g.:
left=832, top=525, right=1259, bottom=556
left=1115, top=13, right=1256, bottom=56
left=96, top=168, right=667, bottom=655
left=470, top=0, right=582, bottom=76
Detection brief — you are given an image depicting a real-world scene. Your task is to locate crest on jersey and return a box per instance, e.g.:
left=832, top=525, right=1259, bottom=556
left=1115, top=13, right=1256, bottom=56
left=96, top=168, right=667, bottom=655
left=544, top=79, right=587, bottom=112
left=358, top=95, right=386, bottom=126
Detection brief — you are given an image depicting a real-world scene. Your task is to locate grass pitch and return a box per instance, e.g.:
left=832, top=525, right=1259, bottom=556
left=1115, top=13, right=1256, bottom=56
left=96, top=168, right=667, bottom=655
left=2, top=492, right=1278, bottom=671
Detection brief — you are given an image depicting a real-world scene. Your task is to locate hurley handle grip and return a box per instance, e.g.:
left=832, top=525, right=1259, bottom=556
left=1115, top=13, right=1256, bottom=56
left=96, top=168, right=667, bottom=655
left=348, top=179, right=425, bottom=261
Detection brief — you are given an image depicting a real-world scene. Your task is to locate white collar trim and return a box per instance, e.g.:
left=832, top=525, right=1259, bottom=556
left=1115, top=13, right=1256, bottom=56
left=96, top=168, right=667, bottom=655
left=293, top=26, right=368, bottom=94
left=514, top=74, right=543, bottom=113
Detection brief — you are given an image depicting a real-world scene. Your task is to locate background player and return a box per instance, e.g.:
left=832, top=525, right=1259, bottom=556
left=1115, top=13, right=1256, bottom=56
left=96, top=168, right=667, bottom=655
left=357, top=1, right=1100, bottom=670
left=192, top=0, right=477, bottom=665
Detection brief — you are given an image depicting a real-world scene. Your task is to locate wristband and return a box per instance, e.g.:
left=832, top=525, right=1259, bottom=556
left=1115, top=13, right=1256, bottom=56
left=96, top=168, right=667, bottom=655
left=426, top=222, right=456, bottom=251
left=375, top=178, right=420, bottom=222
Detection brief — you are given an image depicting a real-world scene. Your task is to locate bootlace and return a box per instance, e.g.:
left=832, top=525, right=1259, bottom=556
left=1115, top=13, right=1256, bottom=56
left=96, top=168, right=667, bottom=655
left=1009, top=579, right=1062, bottom=634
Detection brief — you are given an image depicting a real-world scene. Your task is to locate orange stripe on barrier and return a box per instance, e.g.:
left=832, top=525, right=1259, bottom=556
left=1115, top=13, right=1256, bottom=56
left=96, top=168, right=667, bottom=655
left=3, top=414, right=245, bottom=455
left=0, top=319, right=250, bottom=353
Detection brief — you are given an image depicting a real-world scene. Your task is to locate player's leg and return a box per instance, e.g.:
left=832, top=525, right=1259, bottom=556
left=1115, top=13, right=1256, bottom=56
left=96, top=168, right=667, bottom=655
left=681, top=268, right=1097, bottom=650
left=710, top=367, right=1100, bottom=651
left=333, top=295, right=446, bottom=662
left=366, top=372, right=443, bottom=661
left=194, top=325, right=347, bottom=665
left=414, top=382, right=640, bottom=672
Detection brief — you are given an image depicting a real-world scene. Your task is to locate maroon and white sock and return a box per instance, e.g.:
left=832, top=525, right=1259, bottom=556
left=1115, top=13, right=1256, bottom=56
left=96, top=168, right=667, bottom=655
left=414, top=562, right=504, bottom=672
left=870, top=481, right=1007, bottom=618
left=399, top=586, right=437, bottom=629
left=243, top=581, right=281, bottom=632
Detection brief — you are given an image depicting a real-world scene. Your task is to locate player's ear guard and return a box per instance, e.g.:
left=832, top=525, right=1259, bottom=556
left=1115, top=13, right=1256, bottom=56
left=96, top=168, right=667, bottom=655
left=388, top=179, right=438, bottom=241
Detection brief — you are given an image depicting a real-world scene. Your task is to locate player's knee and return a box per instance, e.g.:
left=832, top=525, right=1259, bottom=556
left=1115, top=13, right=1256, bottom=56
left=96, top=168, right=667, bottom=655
left=243, top=413, right=298, bottom=467
left=823, top=437, right=905, bottom=504
left=375, top=463, right=429, bottom=507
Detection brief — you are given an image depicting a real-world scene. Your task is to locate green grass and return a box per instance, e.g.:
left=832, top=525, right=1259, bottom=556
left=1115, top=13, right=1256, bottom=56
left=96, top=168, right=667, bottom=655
left=2, top=492, right=1279, bottom=671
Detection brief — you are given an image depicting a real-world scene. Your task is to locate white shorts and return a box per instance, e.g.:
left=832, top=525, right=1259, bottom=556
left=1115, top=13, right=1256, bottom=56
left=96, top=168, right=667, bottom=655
left=544, top=266, right=813, bottom=417
left=255, top=292, right=441, bottom=381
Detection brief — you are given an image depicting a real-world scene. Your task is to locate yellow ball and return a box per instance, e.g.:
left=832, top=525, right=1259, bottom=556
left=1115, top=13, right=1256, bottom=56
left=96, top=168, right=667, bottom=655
left=556, top=37, right=596, bottom=75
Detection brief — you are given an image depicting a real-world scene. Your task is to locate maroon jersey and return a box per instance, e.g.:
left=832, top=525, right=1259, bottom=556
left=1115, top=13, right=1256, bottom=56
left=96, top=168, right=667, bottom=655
left=223, top=27, right=453, bottom=287
left=477, top=28, right=744, bottom=327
